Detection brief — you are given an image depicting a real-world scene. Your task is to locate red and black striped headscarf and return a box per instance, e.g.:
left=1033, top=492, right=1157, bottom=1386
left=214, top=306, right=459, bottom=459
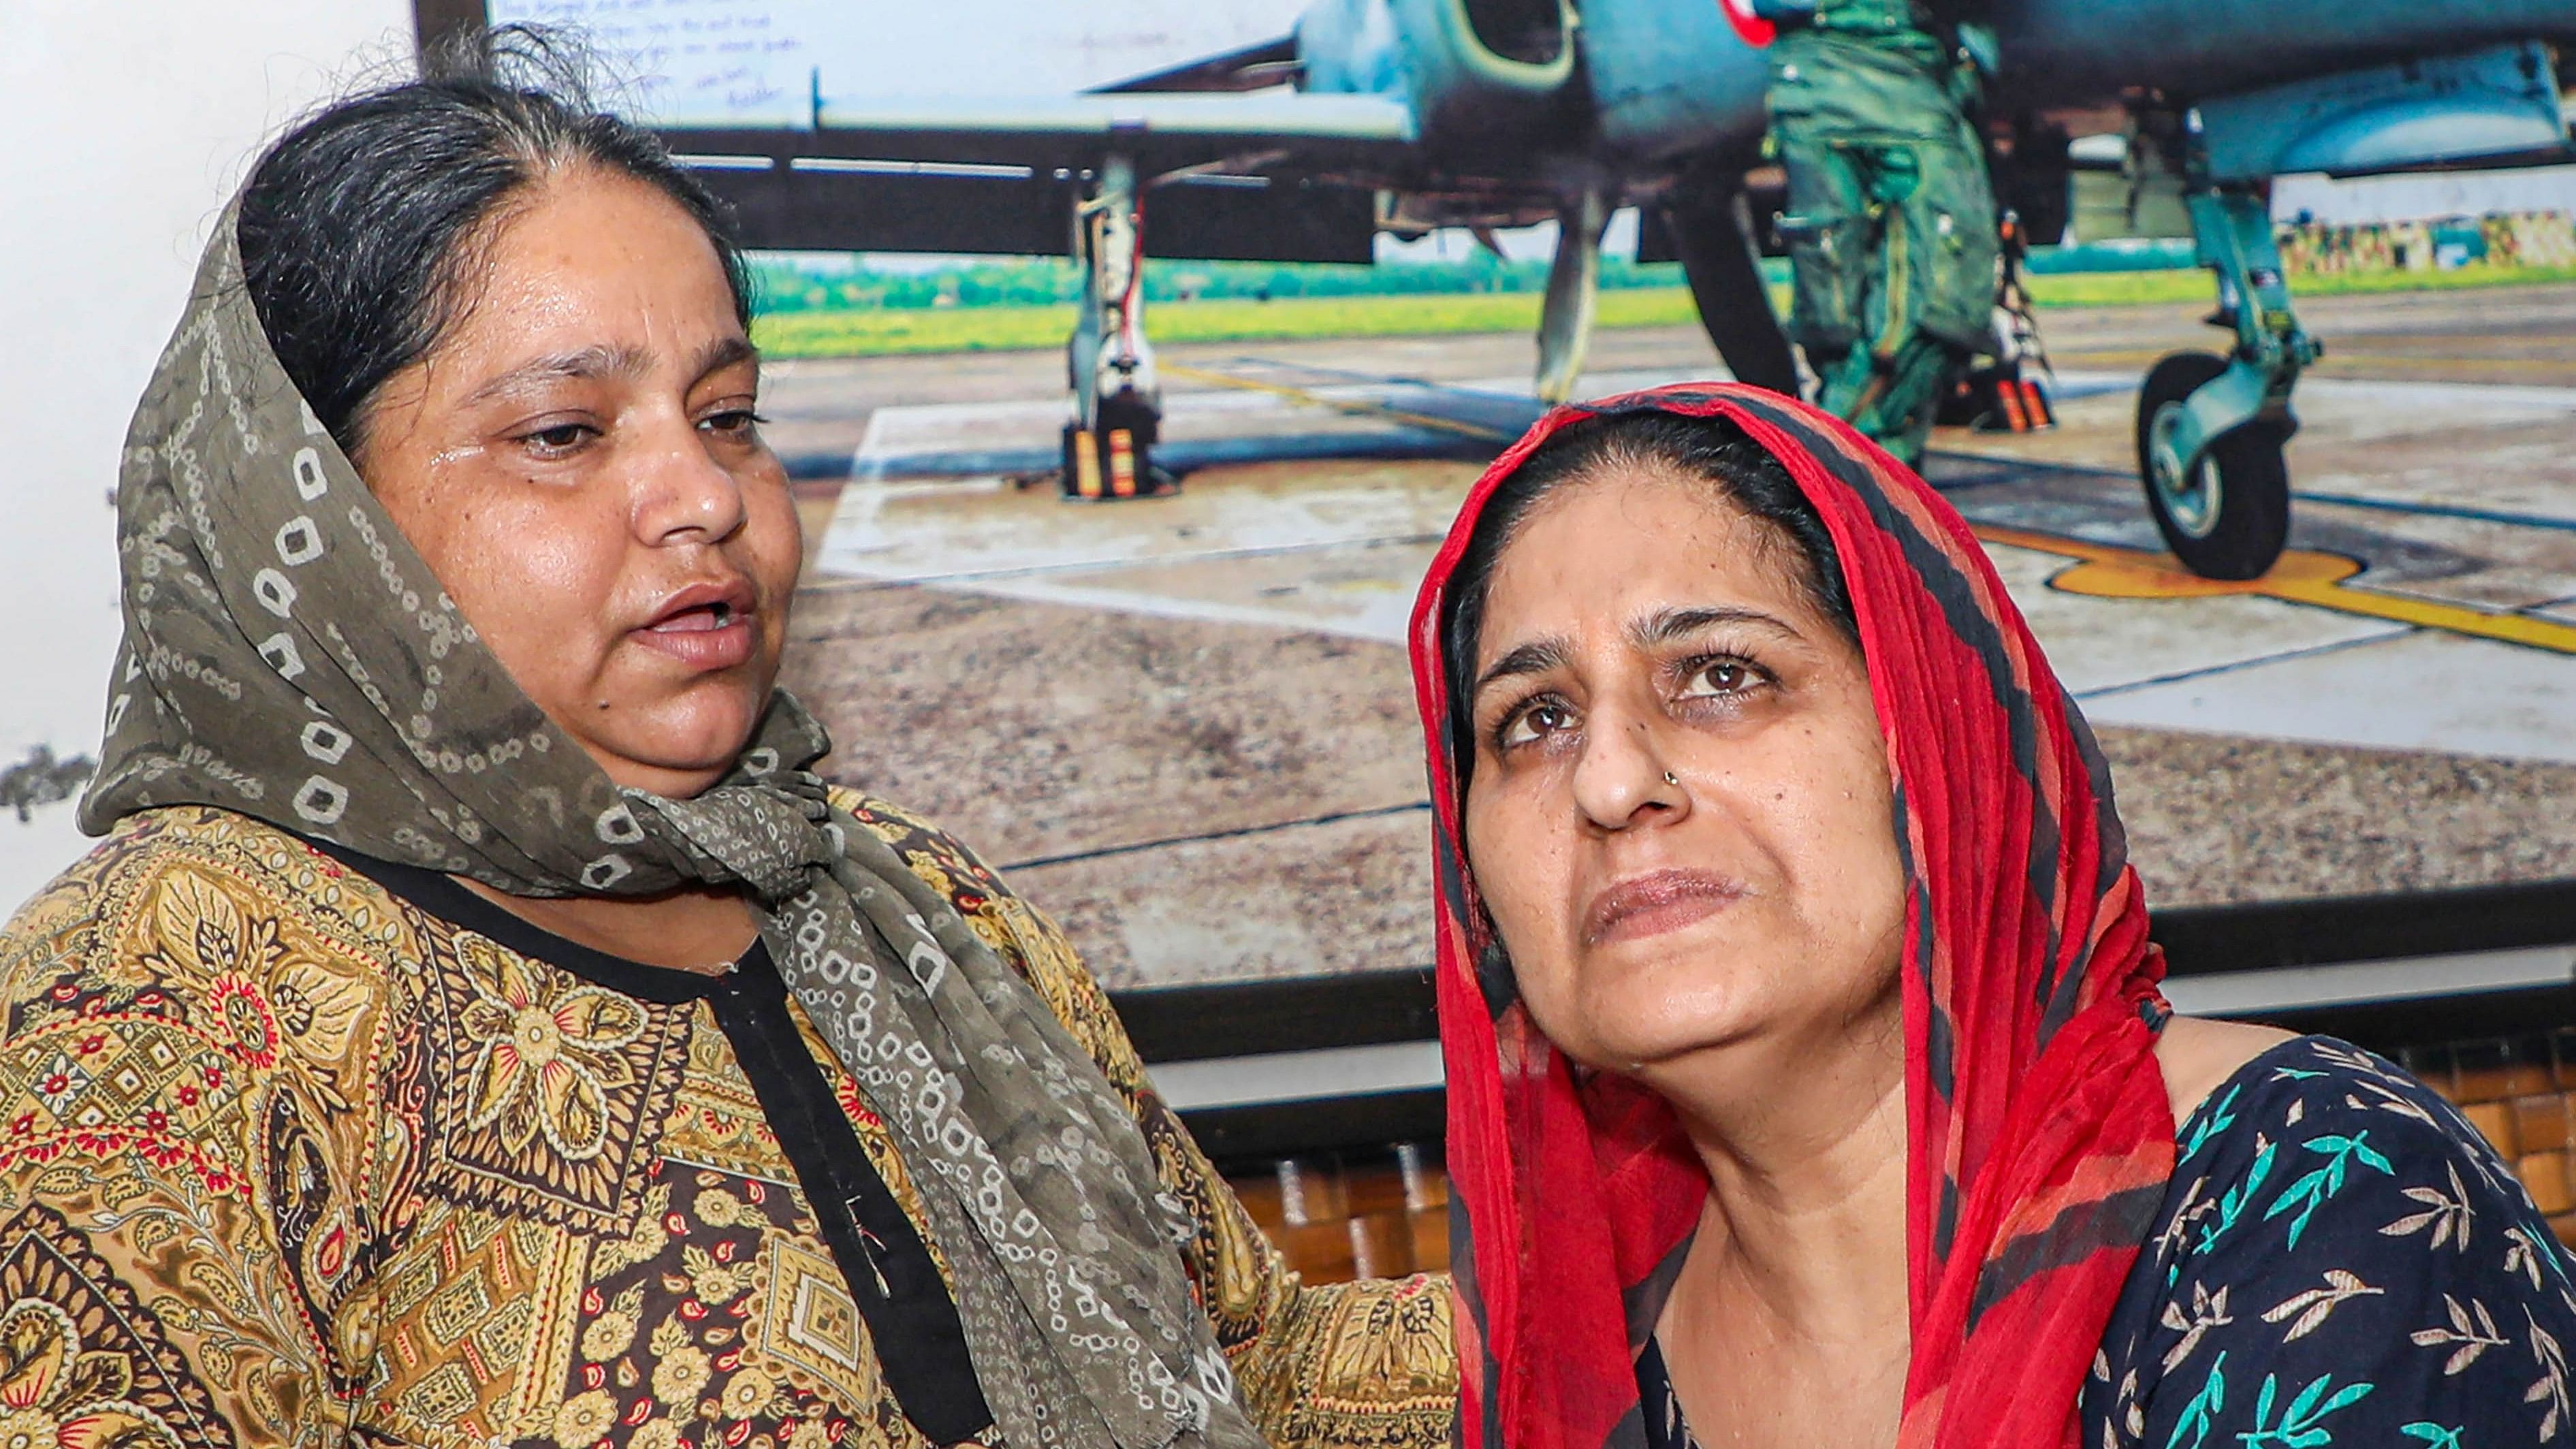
left=1408, top=383, right=2176, bottom=1449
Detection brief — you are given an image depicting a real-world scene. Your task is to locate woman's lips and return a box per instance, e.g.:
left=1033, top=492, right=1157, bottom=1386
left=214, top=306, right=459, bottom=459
left=631, top=600, right=756, bottom=670
left=1583, top=868, right=1747, bottom=946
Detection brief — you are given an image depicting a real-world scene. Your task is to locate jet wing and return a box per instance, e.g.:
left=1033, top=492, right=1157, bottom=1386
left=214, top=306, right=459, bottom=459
left=1084, top=34, right=1306, bottom=95
left=661, top=93, right=1417, bottom=262
left=798, top=92, right=1417, bottom=173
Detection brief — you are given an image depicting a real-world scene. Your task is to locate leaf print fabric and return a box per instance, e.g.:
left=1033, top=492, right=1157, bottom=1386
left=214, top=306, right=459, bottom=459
left=2086, top=1035, right=2576, bottom=1446
left=1640, top=1035, right=2576, bottom=1449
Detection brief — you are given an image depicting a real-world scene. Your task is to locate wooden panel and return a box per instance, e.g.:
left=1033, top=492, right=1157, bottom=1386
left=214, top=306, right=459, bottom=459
left=2517, top=1094, right=2573, bottom=1153
left=1224, top=1028, right=2576, bottom=1285
left=1226, top=1143, right=1452, bottom=1284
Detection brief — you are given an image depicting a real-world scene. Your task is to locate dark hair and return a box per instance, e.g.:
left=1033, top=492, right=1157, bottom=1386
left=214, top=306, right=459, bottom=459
left=236, top=25, right=751, bottom=459
left=1438, top=409, right=1858, bottom=791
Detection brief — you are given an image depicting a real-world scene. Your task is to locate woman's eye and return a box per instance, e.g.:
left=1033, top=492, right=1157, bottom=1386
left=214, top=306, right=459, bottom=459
left=1499, top=701, right=1576, bottom=750
left=699, top=409, right=765, bottom=439
left=1679, top=656, right=1767, bottom=699
left=518, top=422, right=595, bottom=455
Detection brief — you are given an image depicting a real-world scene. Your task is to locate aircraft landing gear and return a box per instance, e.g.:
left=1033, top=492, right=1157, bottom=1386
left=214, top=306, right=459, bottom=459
left=1661, top=161, right=1800, bottom=396
left=2131, top=39, right=2576, bottom=576
left=2137, top=168, right=2315, bottom=579
left=2136, top=351, right=2290, bottom=579
left=1534, top=183, right=1610, bottom=404
left=1063, top=153, right=1177, bottom=500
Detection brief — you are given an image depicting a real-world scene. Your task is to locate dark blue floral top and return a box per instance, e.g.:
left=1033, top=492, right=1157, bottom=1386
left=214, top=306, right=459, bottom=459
left=1642, top=1035, right=2576, bottom=1447
left=2086, top=1034, right=2576, bottom=1448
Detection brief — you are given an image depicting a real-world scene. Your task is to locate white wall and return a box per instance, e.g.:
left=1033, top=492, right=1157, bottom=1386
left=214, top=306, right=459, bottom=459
left=2272, top=165, right=2576, bottom=227
left=490, top=0, right=1307, bottom=122
left=0, top=0, right=414, bottom=913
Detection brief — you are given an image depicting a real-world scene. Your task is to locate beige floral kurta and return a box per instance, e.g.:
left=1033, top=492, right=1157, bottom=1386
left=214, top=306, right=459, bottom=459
left=0, top=794, right=1453, bottom=1449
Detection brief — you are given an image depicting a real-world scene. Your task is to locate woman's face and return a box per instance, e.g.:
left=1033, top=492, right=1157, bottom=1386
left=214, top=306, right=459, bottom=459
left=1461, top=464, right=1906, bottom=1081
left=360, top=168, right=798, bottom=799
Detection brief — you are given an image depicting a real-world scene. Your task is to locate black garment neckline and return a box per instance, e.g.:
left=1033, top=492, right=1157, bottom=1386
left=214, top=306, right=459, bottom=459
left=306, top=837, right=747, bottom=1004
left=298, top=833, right=1000, bottom=1444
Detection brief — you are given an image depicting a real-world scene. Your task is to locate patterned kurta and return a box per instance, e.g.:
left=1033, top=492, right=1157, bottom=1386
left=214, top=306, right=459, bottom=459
left=2086, top=1035, right=2576, bottom=1447
left=0, top=797, right=1454, bottom=1449
left=1640, top=1035, right=2576, bottom=1446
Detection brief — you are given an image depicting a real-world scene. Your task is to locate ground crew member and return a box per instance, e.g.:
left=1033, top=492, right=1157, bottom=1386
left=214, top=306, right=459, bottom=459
left=1757, top=0, right=1999, bottom=465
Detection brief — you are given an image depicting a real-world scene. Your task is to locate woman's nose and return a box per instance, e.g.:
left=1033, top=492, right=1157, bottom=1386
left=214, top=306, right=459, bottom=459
left=1570, top=707, right=1687, bottom=832
left=632, top=418, right=747, bottom=545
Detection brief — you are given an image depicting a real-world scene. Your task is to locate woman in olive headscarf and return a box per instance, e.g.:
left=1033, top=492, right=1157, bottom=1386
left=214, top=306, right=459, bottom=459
left=0, top=35, right=1451, bottom=1449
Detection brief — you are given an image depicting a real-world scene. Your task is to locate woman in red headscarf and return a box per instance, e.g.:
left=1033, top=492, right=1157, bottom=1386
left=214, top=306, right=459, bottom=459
left=1410, top=383, right=2571, bottom=1449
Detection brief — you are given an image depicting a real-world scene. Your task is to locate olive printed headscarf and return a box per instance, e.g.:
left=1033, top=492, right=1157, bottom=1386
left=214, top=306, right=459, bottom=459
left=81, top=206, right=1262, bottom=1449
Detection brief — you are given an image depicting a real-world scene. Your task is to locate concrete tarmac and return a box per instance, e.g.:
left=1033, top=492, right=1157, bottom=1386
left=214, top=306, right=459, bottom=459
left=774, top=285, right=2576, bottom=990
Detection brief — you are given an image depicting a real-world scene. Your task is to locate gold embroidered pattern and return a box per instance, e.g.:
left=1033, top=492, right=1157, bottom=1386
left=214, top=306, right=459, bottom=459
left=0, top=1198, right=237, bottom=1448
left=454, top=940, right=648, bottom=1160
left=0, top=802, right=1458, bottom=1449
left=409, top=929, right=691, bottom=1234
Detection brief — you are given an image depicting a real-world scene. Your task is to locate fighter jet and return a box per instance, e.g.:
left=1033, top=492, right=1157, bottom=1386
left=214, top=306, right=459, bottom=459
left=662, top=0, right=2576, bottom=578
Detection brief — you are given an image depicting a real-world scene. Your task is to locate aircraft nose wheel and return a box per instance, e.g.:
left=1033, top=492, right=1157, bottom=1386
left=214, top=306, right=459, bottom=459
left=2135, top=351, right=2292, bottom=580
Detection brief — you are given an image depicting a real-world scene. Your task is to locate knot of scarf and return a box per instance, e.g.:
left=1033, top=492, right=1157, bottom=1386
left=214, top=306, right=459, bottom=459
left=80, top=202, right=1262, bottom=1449
left=623, top=769, right=840, bottom=905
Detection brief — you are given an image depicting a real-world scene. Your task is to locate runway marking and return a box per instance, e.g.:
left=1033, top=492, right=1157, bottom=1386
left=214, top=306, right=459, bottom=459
left=1935, top=449, right=2576, bottom=534
left=825, top=529, right=1445, bottom=588
left=2297, top=492, right=2576, bottom=534
left=2054, top=347, right=2576, bottom=378
left=998, top=799, right=1431, bottom=872
left=1162, top=363, right=1518, bottom=443
left=2067, top=631, right=2404, bottom=702
left=1977, top=525, right=2576, bottom=655
left=1175, top=360, right=2576, bottom=656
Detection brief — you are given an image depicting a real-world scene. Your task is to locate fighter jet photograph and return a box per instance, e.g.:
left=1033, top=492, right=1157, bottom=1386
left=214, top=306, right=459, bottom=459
left=5, top=7, right=2576, bottom=1444
left=657, top=0, right=2576, bottom=578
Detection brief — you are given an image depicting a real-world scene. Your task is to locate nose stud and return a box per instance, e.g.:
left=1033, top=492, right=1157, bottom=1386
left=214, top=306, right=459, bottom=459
left=1662, top=771, right=1679, bottom=786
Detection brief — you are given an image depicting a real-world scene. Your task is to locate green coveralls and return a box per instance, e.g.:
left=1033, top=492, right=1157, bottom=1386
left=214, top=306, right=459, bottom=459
left=1763, top=0, right=1998, bottom=465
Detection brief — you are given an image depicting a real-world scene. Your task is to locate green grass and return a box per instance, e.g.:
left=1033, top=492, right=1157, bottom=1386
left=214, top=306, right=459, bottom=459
left=750, top=285, right=1725, bottom=357
left=2022, top=259, right=2576, bottom=309
left=751, top=261, right=2576, bottom=360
